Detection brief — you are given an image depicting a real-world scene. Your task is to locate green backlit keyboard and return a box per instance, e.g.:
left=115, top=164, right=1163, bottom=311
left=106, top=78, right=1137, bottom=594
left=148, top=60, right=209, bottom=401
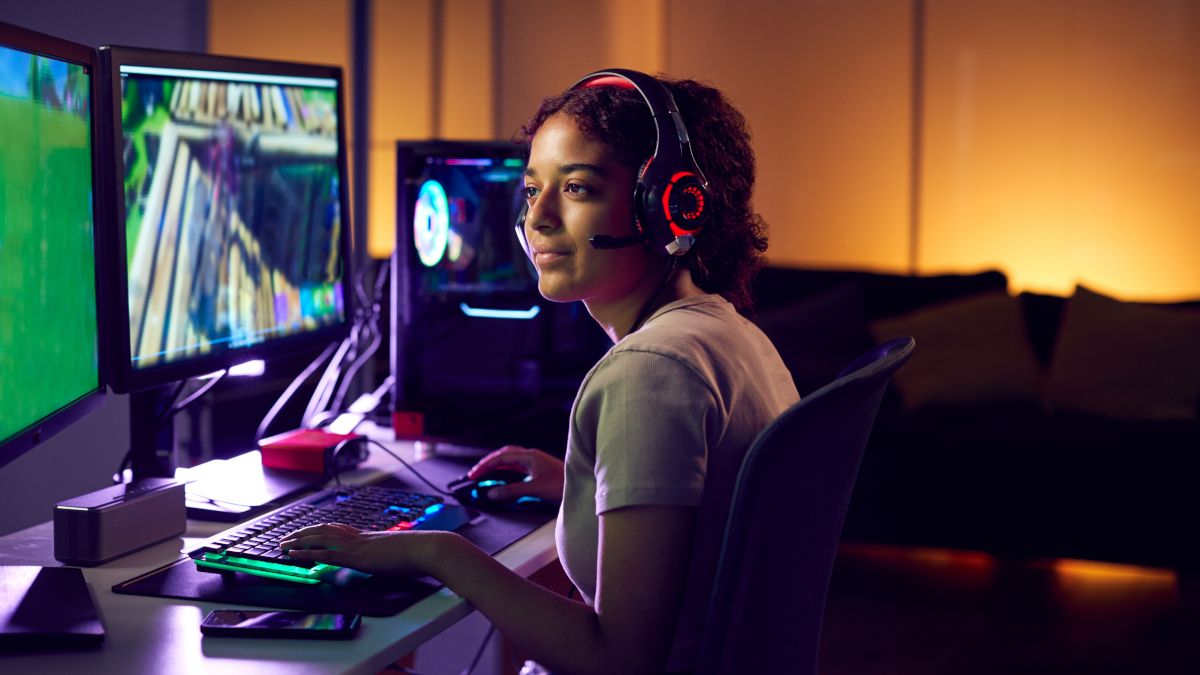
left=188, top=484, right=470, bottom=584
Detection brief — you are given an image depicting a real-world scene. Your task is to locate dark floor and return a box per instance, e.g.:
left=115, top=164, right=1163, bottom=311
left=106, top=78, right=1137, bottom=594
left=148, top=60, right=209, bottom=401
left=820, top=543, right=1200, bottom=675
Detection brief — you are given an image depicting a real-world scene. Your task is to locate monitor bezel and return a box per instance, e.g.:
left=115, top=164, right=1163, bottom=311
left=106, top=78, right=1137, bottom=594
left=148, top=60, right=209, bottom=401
left=0, top=21, right=107, bottom=469
left=97, top=45, right=355, bottom=394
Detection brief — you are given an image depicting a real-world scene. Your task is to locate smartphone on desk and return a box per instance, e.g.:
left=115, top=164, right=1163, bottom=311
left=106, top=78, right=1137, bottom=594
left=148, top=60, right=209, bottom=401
left=200, top=610, right=361, bottom=639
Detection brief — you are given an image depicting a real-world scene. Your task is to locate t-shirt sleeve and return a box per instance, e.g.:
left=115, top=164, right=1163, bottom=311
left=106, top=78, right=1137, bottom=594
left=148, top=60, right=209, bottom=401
left=577, top=348, right=720, bottom=515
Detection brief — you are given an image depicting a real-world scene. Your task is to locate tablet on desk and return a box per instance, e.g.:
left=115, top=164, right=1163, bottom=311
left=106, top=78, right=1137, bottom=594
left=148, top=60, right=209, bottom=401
left=0, top=566, right=105, bottom=651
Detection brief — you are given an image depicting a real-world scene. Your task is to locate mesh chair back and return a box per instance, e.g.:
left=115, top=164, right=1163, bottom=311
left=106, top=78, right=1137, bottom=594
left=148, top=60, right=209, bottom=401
left=696, top=337, right=915, bottom=675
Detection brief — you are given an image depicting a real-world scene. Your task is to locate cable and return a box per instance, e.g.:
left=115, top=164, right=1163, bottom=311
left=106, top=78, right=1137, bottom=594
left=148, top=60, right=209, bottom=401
left=328, top=437, right=453, bottom=497
left=171, top=371, right=225, bottom=414
left=628, top=257, right=680, bottom=335
left=330, top=324, right=382, bottom=413
left=304, top=334, right=353, bottom=427
left=160, top=380, right=189, bottom=419
left=256, top=341, right=339, bottom=442
left=330, top=322, right=370, bottom=412
left=367, top=375, right=395, bottom=404
left=111, top=375, right=227, bottom=483
left=374, top=257, right=390, bottom=297
left=330, top=262, right=389, bottom=415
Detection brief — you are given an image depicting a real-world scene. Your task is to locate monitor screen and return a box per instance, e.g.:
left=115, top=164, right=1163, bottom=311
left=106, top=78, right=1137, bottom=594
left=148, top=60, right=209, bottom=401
left=103, top=47, right=352, bottom=390
left=401, top=143, right=536, bottom=304
left=0, top=23, right=103, bottom=465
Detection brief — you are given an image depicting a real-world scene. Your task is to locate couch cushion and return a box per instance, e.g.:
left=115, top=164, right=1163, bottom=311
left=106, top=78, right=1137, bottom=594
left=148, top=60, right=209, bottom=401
left=1044, top=285, right=1200, bottom=421
left=870, top=291, right=1043, bottom=411
left=751, top=267, right=1008, bottom=318
left=754, top=283, right=873, bottom=396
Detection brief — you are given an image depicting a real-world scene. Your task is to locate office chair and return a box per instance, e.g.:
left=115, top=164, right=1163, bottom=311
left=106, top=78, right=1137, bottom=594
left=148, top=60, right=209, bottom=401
left=695, top=336, right=915, bottom=675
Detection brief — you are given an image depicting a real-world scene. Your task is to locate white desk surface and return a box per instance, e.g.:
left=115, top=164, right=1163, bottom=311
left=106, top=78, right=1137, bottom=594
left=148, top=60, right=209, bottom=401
left=0, top=440, right=557, bottom=675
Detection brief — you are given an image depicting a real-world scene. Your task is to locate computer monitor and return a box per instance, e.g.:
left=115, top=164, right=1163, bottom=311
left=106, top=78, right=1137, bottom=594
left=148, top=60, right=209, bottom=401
left=0, top=22, right=105, bottom=470
left=96, top=46, right=353, bottom=481
left=391, top=141, right=608, bottom=449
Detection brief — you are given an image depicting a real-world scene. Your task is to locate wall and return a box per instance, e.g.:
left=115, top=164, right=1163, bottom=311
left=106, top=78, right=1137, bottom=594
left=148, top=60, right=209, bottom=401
left=370, top=0, right=1200, bottom=300
left=369, top=0, right=917, bottom=273
left=920, top=0, right=1200, bottom=300
left=0, top=0, right=207, bottom=536
left=665, top=0, right=915, bottom=272
left=0, top=0, right=206, bottom=51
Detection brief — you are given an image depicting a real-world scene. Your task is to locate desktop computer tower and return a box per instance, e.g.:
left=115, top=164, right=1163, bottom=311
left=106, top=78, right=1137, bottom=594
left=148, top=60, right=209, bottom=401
left=390, top=141, right=607, bottom=453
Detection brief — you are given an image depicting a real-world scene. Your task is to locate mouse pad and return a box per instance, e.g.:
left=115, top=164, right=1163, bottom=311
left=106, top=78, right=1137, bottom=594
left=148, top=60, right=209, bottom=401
left=112, top=456, right=555, bottom=617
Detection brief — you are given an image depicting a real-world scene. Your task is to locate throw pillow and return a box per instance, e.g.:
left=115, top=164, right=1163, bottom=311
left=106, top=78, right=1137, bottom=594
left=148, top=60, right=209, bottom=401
left=1044, top=285, right=1200, bottom=421
left=753, top=283, right=873, bottom=396
left=869, top=291, right=1042, bottom=411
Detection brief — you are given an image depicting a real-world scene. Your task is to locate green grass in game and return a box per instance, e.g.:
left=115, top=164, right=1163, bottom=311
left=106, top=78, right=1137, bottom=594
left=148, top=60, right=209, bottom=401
left=0, top=77, right=99, bottom=443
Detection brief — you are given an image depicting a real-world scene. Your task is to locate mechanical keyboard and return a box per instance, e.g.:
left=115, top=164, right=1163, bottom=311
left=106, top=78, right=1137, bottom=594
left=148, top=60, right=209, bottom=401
left=188, top=484, right=470, bottom=584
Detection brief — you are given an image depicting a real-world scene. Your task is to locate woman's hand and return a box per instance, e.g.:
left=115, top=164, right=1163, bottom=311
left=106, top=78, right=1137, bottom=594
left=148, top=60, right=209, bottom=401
left=468, top=445, right=565, bottom=502
left=279, top=523, right=451, bottom=576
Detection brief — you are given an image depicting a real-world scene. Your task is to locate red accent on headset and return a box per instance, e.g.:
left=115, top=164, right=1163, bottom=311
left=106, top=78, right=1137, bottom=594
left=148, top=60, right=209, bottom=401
left=662, top=172, right=703, bottom=236
left=580, top=75, right=636, bottom=89
left=682, top=186, right=705, bottom=220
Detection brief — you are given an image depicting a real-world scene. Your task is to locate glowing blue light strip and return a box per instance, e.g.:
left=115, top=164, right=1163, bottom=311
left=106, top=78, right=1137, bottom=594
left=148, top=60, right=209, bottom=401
left=120, top=65, right=337, bottom=88
left=458, top=303, right=541, bottom=320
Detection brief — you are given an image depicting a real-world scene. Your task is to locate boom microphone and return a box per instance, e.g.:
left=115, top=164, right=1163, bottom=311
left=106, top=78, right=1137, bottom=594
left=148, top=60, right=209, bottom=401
left=588, top=234, right=645, bottom=249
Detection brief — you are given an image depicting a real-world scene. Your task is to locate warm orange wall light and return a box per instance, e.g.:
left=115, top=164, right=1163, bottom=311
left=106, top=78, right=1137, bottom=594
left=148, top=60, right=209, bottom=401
left=917, top=0, right=1200, bottom=301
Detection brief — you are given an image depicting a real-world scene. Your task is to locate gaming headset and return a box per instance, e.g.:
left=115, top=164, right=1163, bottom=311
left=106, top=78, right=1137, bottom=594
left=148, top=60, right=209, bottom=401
left=515, top=68, right=711, bottom=258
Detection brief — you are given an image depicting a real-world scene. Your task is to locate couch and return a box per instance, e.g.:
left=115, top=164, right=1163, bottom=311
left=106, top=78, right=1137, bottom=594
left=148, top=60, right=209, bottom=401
left=751, top=266, right=1200, bottom=569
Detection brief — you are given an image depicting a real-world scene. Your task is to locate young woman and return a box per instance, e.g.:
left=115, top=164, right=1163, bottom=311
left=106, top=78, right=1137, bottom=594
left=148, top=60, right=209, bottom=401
left=282, top=71, right=799, bottom=674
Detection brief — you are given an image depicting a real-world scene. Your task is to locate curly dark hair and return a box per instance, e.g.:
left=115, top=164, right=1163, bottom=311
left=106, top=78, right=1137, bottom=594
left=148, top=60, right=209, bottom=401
left=515, top=75, right=769, bottom=312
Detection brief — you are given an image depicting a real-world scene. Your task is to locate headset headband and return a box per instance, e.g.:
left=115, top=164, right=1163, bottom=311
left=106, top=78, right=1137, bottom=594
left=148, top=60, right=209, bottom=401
left=572, top=70, right=703, bottom=181
left=571, top=69, right=711, bottom=256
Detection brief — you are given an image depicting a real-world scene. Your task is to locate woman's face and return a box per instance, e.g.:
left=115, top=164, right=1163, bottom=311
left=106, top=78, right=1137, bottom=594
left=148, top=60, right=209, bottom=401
left=522, top=113, right=660, bottom=307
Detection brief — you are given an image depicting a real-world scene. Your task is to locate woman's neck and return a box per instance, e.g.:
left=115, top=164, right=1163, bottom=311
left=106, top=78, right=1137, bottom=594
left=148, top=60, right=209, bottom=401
left=584, top=265, right=705, bottom=343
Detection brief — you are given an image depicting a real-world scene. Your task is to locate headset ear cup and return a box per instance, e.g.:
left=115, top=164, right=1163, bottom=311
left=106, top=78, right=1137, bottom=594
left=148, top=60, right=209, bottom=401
left=570, top=69, right=710, bottom=256
left=666, top=173, right=710, bottom=234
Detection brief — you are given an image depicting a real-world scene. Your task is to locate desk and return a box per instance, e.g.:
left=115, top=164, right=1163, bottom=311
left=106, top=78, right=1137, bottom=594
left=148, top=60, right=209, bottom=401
left=0, top=440, right=557, bottom=675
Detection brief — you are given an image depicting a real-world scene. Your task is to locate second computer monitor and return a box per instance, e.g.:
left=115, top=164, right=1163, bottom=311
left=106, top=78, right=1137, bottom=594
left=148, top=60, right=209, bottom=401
left=98, top=46, right=353, bottom=393
left=0, top=21, right=104, bottom=469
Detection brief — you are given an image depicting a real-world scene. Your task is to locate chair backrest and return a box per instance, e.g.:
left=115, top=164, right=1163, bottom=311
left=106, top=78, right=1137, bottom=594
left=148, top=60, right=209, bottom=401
left=695, top=336, right=915, bottom=675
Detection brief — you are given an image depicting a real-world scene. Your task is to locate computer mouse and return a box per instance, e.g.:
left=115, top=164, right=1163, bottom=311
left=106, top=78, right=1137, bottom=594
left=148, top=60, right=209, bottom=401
left=447, top=469, right=556, bottom=513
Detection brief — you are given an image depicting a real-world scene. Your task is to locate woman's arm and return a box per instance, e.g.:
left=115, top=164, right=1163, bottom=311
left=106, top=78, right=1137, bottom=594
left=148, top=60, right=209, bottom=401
left=283, top=504, right=695, bottom=675
left=433, top=504, right=695, bottom=675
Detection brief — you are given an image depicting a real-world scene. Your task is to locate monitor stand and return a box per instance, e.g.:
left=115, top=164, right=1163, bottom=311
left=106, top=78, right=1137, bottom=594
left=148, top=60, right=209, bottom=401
left=128, top=385, right=325, bottom=522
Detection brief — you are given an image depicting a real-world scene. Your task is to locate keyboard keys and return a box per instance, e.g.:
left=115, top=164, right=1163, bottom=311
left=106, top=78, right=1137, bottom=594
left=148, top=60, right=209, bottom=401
left=189, top=483, right=452, bottom=583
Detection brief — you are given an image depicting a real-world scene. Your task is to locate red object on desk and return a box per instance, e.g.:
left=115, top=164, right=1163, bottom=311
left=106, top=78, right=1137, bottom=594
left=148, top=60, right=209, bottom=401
left=259, top=429, right=361, bottom=473
left=393, top=411, right=425, bottom=438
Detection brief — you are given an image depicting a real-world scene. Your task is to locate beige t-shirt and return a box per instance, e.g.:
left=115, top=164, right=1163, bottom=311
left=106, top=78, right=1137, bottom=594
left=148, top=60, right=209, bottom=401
left=555, top=294, right=800, bottom=670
